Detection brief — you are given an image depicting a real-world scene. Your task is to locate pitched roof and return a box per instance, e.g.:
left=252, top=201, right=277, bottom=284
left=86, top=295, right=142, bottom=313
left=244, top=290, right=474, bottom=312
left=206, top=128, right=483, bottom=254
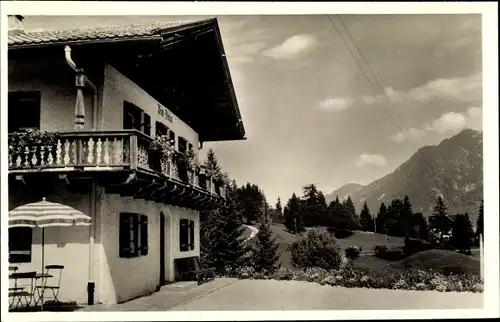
left=8, top=20, right=204, bottom=48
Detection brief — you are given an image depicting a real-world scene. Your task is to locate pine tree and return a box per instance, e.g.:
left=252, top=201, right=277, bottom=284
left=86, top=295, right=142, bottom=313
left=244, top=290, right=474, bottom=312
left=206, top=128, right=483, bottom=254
left=430, top=196, right=450, bottom=244
left=251, top=219, right=280, bottom=272
left=203, top=148, right=221, bottom=177
left=343, top=196, right=358, bottom=228
left=359, top=202, right=374, bottom=232
left=300, top=184, right=328, bottom=227
left=276, top=197, right=282, bottom=215
left=451, top=213, right=474, bottom=253
left=376, top=202, right=387, bottom=234
left=200, top=179, right=248, bottom=272
left=476, top=199, right=484, bottom=239
left=402, top=195, right=414, bottom=247
left=284, top=193, right=305, bottom=234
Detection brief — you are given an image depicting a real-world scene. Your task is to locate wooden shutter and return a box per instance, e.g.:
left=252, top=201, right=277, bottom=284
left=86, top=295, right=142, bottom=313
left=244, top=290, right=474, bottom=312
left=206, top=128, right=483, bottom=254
left=140, top=215, right=149, bottom=256
left=130, top=214, right=139, bottom=257
left=8, top=227, right=32, bottom=263
left=179, top=219, right=189, bottom=252
left=119, top=213, right=132, bottom=258
left=143, top=113, right=151, bottom=136
left=189, top=220, right=195, bottom=250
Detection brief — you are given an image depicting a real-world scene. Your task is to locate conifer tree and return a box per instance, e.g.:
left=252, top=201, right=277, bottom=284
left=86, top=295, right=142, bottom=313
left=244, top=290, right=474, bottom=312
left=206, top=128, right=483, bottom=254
left=250, top=219, right=280, bottom=272
left=200, top=177, right=248, bottom=272
left=476, top=199, right=484, bottom=239
left=430, top=196, right=450, bottom=244
left=359, top=201, right=374, bottom=232
left=284, top=193, right=305, bottom=234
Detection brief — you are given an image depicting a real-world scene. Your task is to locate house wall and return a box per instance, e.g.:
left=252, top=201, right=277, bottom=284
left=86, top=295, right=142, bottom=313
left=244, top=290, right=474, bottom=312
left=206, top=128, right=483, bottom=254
left=8, top=56, right=200, bottom=159
left=101, top=64, right=200, bottom=154
left=98, top=193, right=200, bottom=304
left=8, top=57, right=97, bottom=131
left=8, top=183, right=102, bottom=305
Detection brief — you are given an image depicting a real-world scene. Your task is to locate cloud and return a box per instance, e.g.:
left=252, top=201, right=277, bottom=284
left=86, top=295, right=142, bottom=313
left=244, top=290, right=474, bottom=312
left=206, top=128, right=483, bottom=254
left=389, top=128, right=426, bottom=143
left=390, top=106, right=482, bottom=143
left=317, top=97, right=355, bottom=111
left=262, top=34, right=318, bottom=60
left=321, top=72, right=482, bottom=111
left=426, top=112, right=467, bottom=133
left=355, top=154, right=388, bottom=168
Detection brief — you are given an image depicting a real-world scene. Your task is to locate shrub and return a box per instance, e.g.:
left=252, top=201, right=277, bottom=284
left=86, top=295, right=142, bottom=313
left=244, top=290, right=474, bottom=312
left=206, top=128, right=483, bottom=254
left=223, top=265, right=483, bottom=293
left=345, top=246, right=361, bottom=260
left=327, top=226, right=354, bottom=239
left=289, top=229, right=343, bottom=270
left=404, top=239, right=436, bottom=256
left=374, top=245, right=406, bottom=261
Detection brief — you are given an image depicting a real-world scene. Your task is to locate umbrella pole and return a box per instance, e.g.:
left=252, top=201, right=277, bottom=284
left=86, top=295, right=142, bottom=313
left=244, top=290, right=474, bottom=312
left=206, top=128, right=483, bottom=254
left=41, top=227, right=44, bottom=312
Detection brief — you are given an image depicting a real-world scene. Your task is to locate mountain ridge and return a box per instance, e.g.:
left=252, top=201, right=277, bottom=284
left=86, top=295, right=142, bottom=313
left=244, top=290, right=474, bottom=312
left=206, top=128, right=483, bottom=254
left=329, top=128, right=483, bottom=224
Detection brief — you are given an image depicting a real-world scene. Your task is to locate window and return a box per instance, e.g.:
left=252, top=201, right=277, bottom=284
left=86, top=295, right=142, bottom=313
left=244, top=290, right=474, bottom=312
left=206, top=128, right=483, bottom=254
left=119, top=213, right=148, bottom=258
left=8, top=91, right=41, bottom=133
left=169, top=130, right=176, bottom=147
left=9, top=227, right=32, bottom=263
left=179, top=219, right=195, bottom=252
left=178, top=136, right=187, bottom=154
left=142, top=113, right=151, bottom=136
left=123, top=101, right=151, bottom=136
left=155, top=121, right=169, bottom=137
left=123, top=101, right=142, bottom=131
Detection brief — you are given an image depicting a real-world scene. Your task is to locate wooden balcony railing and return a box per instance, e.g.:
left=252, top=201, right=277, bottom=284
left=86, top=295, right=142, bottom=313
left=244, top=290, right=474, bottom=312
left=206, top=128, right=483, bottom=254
left=8, top=130, right=226, bottom=199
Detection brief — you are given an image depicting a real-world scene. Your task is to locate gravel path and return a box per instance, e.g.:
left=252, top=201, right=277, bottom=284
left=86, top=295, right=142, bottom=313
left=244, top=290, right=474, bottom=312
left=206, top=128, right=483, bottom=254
left=169, top=279, right=483, bottom=311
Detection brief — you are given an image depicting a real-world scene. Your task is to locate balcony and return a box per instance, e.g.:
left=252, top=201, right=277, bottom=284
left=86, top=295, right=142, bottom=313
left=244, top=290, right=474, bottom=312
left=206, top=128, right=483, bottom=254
left=8, top=130, right=226, bottom=207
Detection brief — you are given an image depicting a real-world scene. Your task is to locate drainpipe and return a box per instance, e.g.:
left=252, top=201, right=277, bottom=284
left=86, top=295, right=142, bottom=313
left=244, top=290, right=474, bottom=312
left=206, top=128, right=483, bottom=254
left=64, top=45, right=98, bottom=305
left=64, top=46, right=98, bottom=130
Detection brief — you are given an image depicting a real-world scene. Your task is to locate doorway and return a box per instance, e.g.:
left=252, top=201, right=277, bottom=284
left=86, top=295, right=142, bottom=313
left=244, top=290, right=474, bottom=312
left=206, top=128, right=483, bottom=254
left=159, top=212, right=166, bottom=285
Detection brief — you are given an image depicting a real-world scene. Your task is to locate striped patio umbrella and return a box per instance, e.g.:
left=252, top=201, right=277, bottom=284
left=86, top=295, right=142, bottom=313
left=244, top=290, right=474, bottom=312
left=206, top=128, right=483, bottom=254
left=9, top=197, right=91, bottom=309
left=9, top=197, right=91, bottom=228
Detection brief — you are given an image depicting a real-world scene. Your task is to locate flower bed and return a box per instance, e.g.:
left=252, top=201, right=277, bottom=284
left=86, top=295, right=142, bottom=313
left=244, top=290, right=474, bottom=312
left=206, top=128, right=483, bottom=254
left=222, top=265, right=483, bottom=293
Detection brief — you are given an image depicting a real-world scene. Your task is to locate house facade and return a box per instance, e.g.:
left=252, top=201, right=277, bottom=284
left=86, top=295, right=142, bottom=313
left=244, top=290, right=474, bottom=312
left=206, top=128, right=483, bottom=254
left=7, top=16, right=245, bottom=305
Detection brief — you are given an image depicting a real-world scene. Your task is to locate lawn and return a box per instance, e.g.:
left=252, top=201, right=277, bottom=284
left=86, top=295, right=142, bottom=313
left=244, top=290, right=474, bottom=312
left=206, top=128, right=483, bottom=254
left=269, top=223, right=406, bottom=269
left=267, top=223, right=480, bottom=276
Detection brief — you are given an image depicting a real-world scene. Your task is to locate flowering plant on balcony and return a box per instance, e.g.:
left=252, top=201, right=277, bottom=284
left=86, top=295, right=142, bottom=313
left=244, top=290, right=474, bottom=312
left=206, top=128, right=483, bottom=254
left=185, top=149, right=199, bottom=172
left=148, top=135, right=176, bottom=161
left=8, top=130, right=58, bottom=153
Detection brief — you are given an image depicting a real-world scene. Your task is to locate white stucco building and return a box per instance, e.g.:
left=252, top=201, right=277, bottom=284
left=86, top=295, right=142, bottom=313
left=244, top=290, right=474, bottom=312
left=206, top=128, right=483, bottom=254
left=7, top=15, right=245, bottom=305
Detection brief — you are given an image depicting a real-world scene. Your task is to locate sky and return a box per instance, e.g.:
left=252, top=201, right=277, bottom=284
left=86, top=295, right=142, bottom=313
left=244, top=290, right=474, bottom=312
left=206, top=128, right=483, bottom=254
left=21, top=14, right=483, bottom=204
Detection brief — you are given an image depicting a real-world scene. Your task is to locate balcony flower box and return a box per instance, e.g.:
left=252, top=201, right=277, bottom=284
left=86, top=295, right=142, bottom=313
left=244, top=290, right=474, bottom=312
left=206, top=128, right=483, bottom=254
left=185, top=149, right=199, bottom=185
left=197, top=165, right=208, bottom=189
left=148, top=135, right=175, bottom=172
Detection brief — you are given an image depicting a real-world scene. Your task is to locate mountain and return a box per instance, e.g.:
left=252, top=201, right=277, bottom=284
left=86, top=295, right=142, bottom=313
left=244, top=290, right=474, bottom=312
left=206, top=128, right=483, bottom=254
left=325, top=183, right=365, bottom=203
left=349, top=129, right=483, bottom=224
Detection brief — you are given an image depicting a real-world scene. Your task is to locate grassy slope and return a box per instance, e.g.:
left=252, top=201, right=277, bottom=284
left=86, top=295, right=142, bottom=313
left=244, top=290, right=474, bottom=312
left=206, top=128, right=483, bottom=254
left=267, top=223, right=480, bottom=275
left=270, top=223, right=405, bottom=269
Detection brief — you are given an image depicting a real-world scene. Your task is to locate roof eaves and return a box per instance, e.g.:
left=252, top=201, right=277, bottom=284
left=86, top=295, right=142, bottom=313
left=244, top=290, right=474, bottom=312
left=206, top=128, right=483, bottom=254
left=8, top=34, right=163, bottom=50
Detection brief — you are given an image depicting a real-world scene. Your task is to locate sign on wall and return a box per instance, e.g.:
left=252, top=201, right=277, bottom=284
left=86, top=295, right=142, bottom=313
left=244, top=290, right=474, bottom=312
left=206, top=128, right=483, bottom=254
left=158, top=104, right=173, bottom=123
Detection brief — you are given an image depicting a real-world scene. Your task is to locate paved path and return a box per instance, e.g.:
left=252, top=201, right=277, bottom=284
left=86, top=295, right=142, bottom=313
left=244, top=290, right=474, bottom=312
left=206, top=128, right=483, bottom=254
left=242, top=224, right=259, bottom=242
left=169, top=279, right=483, bottom=311
left=78, top=279, right=238, bottom=311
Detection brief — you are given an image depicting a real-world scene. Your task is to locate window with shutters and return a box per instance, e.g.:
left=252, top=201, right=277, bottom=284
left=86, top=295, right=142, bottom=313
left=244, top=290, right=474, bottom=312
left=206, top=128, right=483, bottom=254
left=179, top=219, right=195, bottom=252
left=123, top=101, right=151, bottom=136
left=178, top=136, right=187, bottom=154
left=169, top=130, right=176, bottom=148
left=8, top=227, right=32, bottom=263
left=155, top=121, right=169, bottom=137
left=119, top=213, right=148, bottom=258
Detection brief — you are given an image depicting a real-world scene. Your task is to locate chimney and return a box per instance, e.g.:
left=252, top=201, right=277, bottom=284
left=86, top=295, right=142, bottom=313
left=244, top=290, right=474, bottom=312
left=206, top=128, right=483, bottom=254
left=8, top=15, right=25, bottom=35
